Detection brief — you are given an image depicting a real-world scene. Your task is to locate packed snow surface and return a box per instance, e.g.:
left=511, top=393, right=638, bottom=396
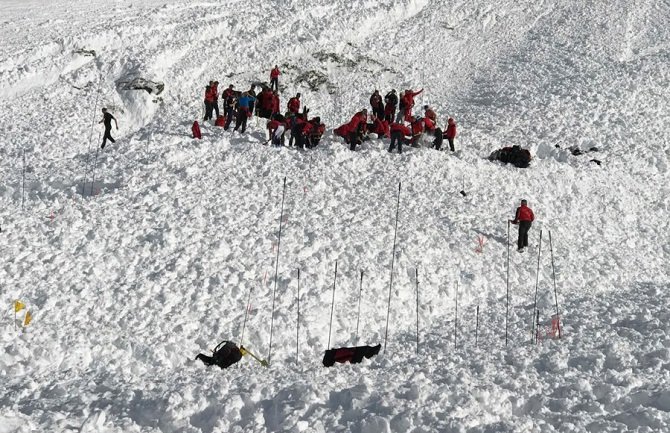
left=1, top=0, right=670, bottom=432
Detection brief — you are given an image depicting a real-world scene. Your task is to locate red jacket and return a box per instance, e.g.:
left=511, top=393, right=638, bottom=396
left=204, top=87, right=216, bottom=103
left=411, top=119, right=424, bottom=136
left=270, top=67, right=280, bottom=79
left=445, top=118, right=457, bottom=139
left=424, top=117, right=436, bottom=131
left=259, top=90, right=273, bottom=110
left=288, top=97, right=300, bottom=113
left=370, top=93, right=383, bottom=108
left=214, top=115, right=226, bottom=127
left=370, top=118, right=390, bottom=137
left=425, top=108, right=436, bottom=121
left=271, top=94, right=280, bottom=114
left=210, top=84, right=219, bottom=99
left=350, top=111, right=367, bottom=132
left=390, top=123, right=411, bottom=136
left=514, top=205, right=535, bottom=223
left=403, top=89, right=423, bottom=108
left=222, top=88, right=235, bottom=101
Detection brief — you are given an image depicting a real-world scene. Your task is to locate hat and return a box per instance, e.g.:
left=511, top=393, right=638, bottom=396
left=521, top=199, right=527, bottom=204
left=296, top=92, right=301, bottom=98
left=229, top=84, right=234, bottom=88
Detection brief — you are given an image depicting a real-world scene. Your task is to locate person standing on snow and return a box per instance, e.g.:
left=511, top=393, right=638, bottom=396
left=510, top=199, right=535, bottom=252
left=444, top=117, right=457, bottom=152
left=401, top=88, right=423, bottom=121
left=210, top=81, right=220, bottom=119
left=234, top=92, right=256, bottom=133
left=287, top=93, right=301, bottom=115
left=370, top=90, right=384, bottom=120
left=384, top=89, right=398, bottom=123
left=270, top=65, right=280, bottom=92
left=388, top=122, right=411, bottom=154
left=99, top=108, right=118, bottom=149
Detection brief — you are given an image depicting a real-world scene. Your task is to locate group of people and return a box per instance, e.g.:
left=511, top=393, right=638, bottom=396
left=199, top=66, right=326, bottom=150
left=198, top=67, right=460, bottom=155
left=334, top=89, right=458, bottom=154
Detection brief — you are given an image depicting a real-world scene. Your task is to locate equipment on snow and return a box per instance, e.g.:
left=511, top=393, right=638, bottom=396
left=322, top=344, right=381, bottom=367
left=488, top=145, right=531, bottom=168
left=531, top=230, right=543, bottom=343
left=240, top=345, right=269, bottom=367
left=196, top=340, right=242, bottom=369
left=191, top=120, right=202, bottom=139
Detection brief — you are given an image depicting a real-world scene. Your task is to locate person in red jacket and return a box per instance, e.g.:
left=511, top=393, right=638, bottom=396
left=510, top=199, right=535, bottom=252
left=410, top=117, right=424, bottom=147
left=203, top=82, right=215, bottom=121
left=348, top=109, right=368, bottom=150
left=402, top=88, right=423, bottom=121
left=287, top=93, right=301, bottom=114
left=210, top=81, right=220, bottom=119
left=443, top=117, right=457, bottom=151
left=389, top=122, right=411, bottom=154
left=270, top=65, right=280, bottom=92
left=271, top=91, right=280, bottom=116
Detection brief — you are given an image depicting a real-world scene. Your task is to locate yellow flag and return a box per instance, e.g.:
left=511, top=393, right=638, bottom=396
left=23, top=311, right=32, bottom=326
left=14, top=300, right=25, bottom=313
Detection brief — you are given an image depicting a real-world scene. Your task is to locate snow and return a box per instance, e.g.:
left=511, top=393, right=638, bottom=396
left=1, top=0, right=670, bottom=431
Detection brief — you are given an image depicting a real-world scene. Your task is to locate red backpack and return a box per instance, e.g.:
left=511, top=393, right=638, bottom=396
left=192, top=121, right=202, bottom=139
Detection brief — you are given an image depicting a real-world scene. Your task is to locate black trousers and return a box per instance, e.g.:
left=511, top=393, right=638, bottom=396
left=447, top=137, right=455, bottom=152
left=433, top=128, right=443, bottom=150
left=270, top=77, right=278, bottom=91
left=204, top=101, right=213, bottom=121
left=212, top=101, right=219, bottom=118
left=518, top=221, right=532, bottom=249
left=389, top=131, right=406, bottom=154
left=372, top=105, right=384, bottom=120
left=234, top=109, right=248, bottom=133
left=102, top=127, right=115, bottom=148
left=224, top=106, right=234, bottom=130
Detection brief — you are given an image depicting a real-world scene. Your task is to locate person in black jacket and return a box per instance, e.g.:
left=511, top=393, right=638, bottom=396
left=384, top=89, right=398, bottom=123
left=99, top=108, right=118, bottom=149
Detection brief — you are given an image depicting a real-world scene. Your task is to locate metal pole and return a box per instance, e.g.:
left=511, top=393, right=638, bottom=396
left=505, top=221, right=510, bottom=346
left=475, top=305, right=480, bottom=347
left=89, top=144, right=100, bottom=197
left=416, top=267, right=420, bottom=354
left=296, top=268, right=300, bottom=364
left=355, top=270, right=363, bottom=343
left=21, top=150, right=26, bottom=211
left=267, top=176, right=288, bottom=364
left=454, top=280, right=459, bottom=348
left=531, top=230, right=543, bottom=342
left=327, top=260, right=338, bottom=350
left=240, top=286, right=253, bottom=347
left=383, top=182, right=402, bottom=352
left=83, top=91, right=100, bottom=195
left=549, top=230, right=561, bottom=338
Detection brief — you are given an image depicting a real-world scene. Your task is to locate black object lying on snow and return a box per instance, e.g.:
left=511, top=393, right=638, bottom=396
left=196, top=340, right=242, bottom=369
left=556, top=144, right=602, bottom=165
left=322, top=344, right=381, bottom=367
left=488, top=145, right=532, bottom=168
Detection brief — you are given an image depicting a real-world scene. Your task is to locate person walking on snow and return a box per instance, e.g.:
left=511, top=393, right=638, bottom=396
left=384, top=89, right=398, bottom=123
left=99, top=108, right=118, bottom=149
left=270, top=65, right=280, bottom=92
left=510, top=199, right=535, bottom=252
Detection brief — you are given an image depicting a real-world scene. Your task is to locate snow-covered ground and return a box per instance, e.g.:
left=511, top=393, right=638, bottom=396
left=1, top=0, right=669, bottom=431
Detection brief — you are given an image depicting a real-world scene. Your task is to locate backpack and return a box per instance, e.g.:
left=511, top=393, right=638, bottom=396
left=192, top=121, right=202, bottom=139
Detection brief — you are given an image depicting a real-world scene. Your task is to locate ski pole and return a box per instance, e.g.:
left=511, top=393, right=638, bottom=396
left=240, top=345, right=269, bottom=367
left=505, top=220, right=510, bottom=346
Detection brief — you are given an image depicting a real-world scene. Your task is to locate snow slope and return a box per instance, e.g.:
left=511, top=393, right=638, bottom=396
left=1, top=0, right=669, bottom=432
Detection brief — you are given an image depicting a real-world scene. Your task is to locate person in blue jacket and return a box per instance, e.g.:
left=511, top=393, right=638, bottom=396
left=234, top=92, right=257, bottom=133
